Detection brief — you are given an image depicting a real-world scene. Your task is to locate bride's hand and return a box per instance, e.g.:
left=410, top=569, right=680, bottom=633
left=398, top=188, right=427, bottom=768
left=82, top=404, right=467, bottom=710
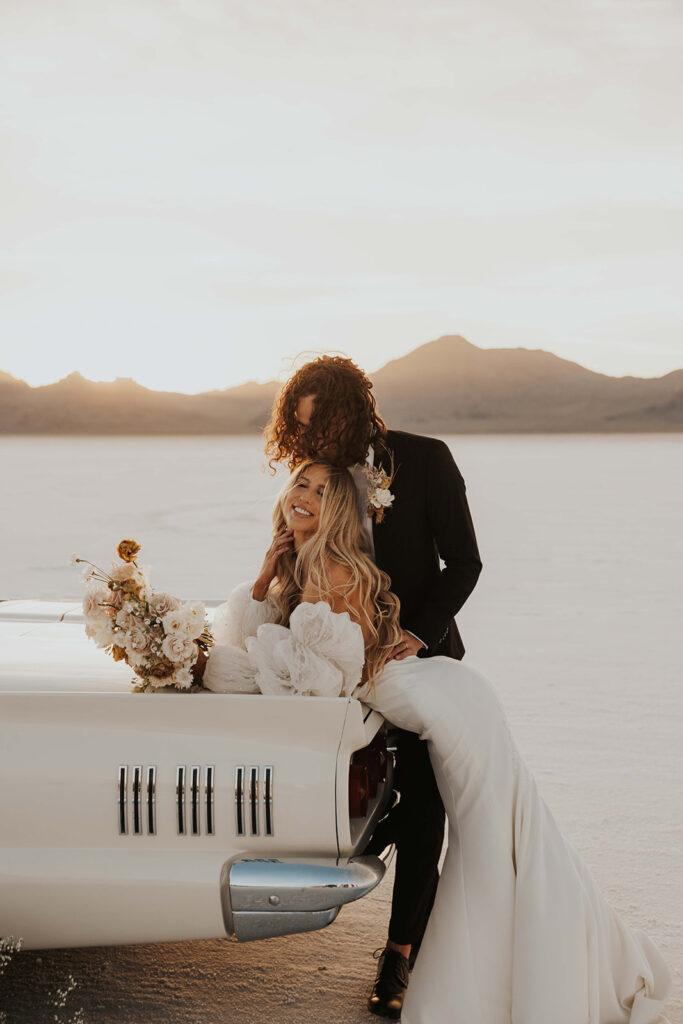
left=252, top=527, right=294, bottom=601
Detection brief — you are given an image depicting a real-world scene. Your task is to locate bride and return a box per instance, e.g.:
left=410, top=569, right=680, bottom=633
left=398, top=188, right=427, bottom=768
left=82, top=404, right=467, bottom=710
left=198, top=460, right=672, bottom=1024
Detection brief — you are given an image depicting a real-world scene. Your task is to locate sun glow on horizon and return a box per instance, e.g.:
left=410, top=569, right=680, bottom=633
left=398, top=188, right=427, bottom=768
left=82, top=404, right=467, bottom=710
left=1, top=0, right=682, bottom=391
left=4, top=331, right=682, bottom=396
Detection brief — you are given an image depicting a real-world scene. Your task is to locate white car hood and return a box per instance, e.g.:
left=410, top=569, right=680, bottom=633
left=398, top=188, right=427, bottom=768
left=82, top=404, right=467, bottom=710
left=0, top=599, right=219, bottom=693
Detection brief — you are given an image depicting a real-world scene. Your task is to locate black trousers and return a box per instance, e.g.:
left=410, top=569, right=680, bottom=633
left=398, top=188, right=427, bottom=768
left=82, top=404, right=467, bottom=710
left=370, top=636, right=460, bottom=950
left=387, top=728, right=445, bottom=947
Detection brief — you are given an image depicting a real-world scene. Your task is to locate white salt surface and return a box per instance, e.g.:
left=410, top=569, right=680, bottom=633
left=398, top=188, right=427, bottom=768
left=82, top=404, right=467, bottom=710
left=1, top=434, right=681, bottom=1023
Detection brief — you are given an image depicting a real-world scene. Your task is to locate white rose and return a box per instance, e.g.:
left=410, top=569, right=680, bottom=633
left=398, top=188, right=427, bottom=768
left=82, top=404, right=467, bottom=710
left=86, top=619, right=116, bottom=649
left=181, top=600, right=206, bottom=640
left=82, top=583, right=109, bottom=619
left=161, top=609, right=185, bottom=636
left=371, top=488, right=395, bottom=509
left=162, top=634, right=196, bottom=664
left=161, top=608, right=195, bottom=638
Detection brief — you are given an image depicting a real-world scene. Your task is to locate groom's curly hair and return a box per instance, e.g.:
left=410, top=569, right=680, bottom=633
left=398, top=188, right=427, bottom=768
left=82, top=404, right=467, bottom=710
left=264, top=355, right=387, bottom=470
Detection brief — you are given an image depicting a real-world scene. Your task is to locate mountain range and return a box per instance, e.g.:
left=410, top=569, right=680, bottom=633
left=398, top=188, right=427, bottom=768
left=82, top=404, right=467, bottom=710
left=1, top=336, right=682, bottom=434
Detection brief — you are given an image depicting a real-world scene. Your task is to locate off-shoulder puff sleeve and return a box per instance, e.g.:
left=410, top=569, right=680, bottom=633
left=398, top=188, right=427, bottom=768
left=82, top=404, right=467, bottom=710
left=203, top=582, right=278, bottom=694
left=211, top=581, right=279, bottom=648
left=246, top=600, right=365, bottom=698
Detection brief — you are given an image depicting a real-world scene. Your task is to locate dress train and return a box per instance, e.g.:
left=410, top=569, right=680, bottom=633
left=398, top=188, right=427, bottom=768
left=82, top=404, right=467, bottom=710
left=366, top=658, right=671, bottom=1024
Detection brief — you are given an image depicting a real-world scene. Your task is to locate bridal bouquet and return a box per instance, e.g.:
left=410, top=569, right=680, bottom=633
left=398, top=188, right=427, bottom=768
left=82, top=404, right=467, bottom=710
left=73, top=539, right=213, bottom=692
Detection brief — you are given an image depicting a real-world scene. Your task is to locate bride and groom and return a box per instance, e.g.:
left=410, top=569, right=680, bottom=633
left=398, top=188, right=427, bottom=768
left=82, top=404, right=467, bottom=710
left=197, top=355, right=671, bottom=1023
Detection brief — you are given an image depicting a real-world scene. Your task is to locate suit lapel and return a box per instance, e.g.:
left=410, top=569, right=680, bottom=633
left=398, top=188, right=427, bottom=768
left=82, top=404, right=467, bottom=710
left=371, top=432, right=398, bottom=568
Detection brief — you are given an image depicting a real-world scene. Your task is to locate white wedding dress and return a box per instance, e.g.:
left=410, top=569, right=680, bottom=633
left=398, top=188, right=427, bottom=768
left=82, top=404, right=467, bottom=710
left=204, top=584, right=672, bottom=1024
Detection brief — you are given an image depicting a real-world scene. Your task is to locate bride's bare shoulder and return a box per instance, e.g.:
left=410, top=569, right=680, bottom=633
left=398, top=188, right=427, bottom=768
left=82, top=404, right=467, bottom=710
left=301, top=563, right=358, bottom=612
left=301, top=563, right=374, bottom=648
left=326, top=562, right=354, bottom=591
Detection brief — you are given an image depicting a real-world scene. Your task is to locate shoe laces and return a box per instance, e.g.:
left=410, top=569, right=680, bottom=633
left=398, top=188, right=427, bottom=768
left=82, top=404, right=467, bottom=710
left=370, top=945, right=409, bottom=999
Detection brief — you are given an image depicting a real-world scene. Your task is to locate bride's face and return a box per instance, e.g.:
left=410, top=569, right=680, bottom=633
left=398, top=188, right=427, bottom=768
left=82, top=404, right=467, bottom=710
left=284, top=464, right=329, bottom=539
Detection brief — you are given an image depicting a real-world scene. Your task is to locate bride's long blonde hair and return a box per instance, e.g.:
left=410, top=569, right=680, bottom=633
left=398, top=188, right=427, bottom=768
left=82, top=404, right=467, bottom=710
left=268, top=460, right=402, bottom=687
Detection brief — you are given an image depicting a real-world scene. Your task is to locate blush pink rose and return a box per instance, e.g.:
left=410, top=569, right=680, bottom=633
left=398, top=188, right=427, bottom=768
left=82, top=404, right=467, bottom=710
left=150, top=592, right=181, bottom=620
left=126, top=626, right=154, bottom=661
left=162, top=634, right=196, bottom=664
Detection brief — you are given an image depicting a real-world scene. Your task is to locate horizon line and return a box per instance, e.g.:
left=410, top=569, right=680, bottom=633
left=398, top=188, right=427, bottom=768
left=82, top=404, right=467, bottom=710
left=2, top=336, right=682, bottom=394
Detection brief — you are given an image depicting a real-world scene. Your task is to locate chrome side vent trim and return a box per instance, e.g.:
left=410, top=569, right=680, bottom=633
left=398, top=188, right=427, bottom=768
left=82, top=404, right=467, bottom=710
left=191, top=766, right=201, bottom=836
left=249, top=766, right=259, bottom=836
left=146, top=766, right=157, bottom=836
left=132, top=765, right=142, bottom=835
left=235, top=766, right=245, bottom=836
left=176, top=765, right=186, bottom=836
left=205, top=766, right=215, bottom=836
left=118, top=763, right=275, bottom=838
left=264, top=766, right=274, bottom=836
left=118, top=765, right=128, bottom=835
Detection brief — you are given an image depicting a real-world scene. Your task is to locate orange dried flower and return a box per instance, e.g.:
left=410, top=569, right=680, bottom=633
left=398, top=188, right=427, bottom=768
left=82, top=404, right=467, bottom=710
left=117, top=538, right=141, bottom=563
left=111, top=644, right=127, bottom=663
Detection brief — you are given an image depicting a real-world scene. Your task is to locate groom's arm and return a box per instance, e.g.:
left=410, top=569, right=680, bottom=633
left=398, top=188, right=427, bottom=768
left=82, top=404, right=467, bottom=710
left=405, top=439, right=482, bottom=652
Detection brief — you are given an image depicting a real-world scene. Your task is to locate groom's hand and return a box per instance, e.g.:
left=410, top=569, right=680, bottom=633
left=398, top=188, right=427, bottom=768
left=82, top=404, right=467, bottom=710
left=388, top=630, right=426, bottom=661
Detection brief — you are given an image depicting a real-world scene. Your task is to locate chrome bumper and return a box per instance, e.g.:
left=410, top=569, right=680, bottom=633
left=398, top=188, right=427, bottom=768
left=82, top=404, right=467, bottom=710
left=225, top=855, right=386, bottom=942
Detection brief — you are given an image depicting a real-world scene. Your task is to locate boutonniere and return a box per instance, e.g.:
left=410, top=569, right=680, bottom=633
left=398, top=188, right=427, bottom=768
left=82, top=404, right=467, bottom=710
left=364, top=455, right=395, bottom=524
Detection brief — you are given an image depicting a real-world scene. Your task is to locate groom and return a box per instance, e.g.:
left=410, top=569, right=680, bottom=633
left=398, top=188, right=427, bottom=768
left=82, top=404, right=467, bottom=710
left=264, top=354, right=482, bottom=1019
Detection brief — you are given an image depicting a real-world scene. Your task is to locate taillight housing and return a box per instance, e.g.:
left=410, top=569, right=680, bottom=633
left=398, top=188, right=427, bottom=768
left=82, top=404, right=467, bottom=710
left=349, top=729, right=388, bottom=818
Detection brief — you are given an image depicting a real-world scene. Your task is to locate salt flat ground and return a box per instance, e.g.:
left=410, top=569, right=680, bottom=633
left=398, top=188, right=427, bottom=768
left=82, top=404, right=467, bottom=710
left=1, top=435, right=681, bottom=1023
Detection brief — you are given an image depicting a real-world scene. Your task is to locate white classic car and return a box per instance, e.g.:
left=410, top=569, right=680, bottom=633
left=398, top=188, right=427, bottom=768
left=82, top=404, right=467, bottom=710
left=0, top=600, right=393, bottom=950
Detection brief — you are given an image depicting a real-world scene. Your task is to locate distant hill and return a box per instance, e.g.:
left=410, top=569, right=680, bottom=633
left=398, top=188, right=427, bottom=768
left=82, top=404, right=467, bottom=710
left=371, top=336, right=683, bottom=433
left=1, top=336, right=682, bottom=434
left=0, top=371, right=279, bottom=435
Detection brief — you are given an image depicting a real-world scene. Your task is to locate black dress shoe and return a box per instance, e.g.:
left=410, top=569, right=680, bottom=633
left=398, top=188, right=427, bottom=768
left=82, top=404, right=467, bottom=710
left=368, top=947, right=410, bottom=1020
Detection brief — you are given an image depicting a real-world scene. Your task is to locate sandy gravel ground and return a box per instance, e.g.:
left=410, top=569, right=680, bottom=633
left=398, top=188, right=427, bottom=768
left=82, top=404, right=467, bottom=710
left=1, top=863, right=395, bottom=1024
left=2, top=844, right=681, bottom=1024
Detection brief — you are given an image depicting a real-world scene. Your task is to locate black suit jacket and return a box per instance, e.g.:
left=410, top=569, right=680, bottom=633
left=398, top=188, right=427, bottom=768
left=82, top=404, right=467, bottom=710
left=372, top=429, right=482, bottom=660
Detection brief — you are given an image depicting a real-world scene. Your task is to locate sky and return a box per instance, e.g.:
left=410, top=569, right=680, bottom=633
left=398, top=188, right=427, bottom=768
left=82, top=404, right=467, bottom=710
left=1, top=0, right=682, bottom=393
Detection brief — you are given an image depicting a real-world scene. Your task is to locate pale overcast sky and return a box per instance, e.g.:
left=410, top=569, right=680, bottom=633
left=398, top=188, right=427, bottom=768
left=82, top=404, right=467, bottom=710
left=1, top=0, right=682, bottom=392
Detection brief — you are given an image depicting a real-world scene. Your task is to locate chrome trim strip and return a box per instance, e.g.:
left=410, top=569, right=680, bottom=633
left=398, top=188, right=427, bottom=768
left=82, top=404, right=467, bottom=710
left=191, top=765, right=201, bottom=836
left=146, top=766, right=157, bottom=836
left=227, top=856, right=386, bottom=940
left=176, top=765, right=186, bottom=835
left=263, top=765, right=274, bottom=836
left=232, top=908, right=340, bottom=942
left=235, top=766, right=245, bottom=836
left=118, top=765, right=128, bottom=835
left=230, top=856, right=386, bottom=912
left=249, top=766, right=259, bottom=836
left=205, top=765, right=215, bottom=836
left=132, top=765, right=142, bottom=836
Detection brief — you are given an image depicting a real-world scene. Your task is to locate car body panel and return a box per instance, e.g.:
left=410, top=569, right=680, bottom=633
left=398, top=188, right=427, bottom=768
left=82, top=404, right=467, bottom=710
left=0, top=601, right=392, bottom=949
